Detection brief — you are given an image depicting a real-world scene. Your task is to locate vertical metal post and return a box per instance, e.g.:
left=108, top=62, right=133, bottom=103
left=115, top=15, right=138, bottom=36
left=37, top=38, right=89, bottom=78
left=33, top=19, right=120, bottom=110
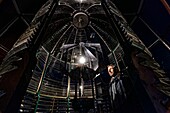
left=75, top=79, right=78, bottom=99
left=51, top=98, right=55, bottom=113
left=34, top=52, right=50, bottom=113
left=67, top=76, right=70, bottom=113
left=91, top=78, right=97, bottom=113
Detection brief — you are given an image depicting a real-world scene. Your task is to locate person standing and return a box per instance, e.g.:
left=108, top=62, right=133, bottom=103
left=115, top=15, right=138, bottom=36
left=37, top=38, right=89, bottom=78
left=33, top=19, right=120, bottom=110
left=108, top=64, right=126, bottom=113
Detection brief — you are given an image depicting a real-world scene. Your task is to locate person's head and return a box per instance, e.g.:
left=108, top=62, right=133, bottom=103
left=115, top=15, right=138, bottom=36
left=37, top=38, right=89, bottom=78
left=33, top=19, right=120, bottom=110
left=107, top=64, right=119, bottom=77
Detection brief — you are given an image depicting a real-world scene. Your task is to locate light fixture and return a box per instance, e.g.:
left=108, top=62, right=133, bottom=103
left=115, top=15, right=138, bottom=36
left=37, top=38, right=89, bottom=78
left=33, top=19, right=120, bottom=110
left=79, top=56, right=86, bottom=64
left=75, top=0, right=86, bottom=3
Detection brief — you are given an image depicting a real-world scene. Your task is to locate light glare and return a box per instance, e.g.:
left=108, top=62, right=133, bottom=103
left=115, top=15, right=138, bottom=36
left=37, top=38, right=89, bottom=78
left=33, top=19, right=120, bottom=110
left=80, top=85, right=83, bottom=90
left=79, top=56, right=86, bottom=64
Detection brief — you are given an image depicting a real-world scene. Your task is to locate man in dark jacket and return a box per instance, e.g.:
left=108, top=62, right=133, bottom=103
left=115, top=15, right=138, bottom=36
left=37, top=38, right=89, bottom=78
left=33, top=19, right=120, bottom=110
left=108, top=64, right=126, bottom=113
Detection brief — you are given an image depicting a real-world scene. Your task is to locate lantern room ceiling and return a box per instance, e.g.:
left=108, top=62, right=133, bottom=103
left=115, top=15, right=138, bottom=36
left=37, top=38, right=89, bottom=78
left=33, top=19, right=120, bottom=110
left=0, top=0, right=170, bottom=73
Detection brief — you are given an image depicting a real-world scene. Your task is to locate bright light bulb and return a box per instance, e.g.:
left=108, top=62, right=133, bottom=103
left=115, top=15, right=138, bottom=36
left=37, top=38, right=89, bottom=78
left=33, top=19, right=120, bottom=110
left=79, top=56, right=86, bottom=64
